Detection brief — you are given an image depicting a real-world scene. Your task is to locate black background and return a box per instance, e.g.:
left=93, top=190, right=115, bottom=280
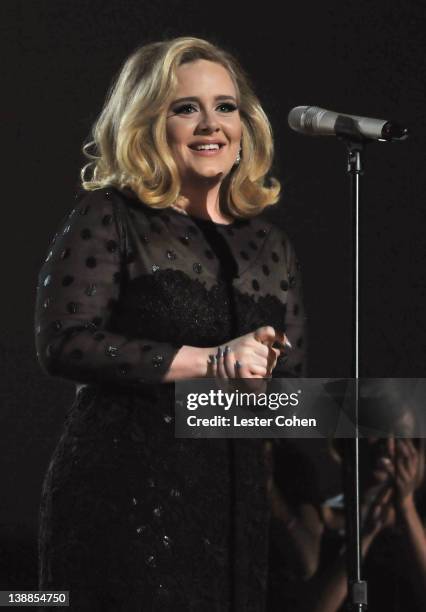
left=2, top=0, right=426, bottom=588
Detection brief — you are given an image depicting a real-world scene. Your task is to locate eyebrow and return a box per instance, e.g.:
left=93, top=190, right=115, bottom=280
left=171, top=95, right=238, bottom=104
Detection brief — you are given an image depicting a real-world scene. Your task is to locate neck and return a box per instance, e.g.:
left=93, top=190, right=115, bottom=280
left=175, top=179, right=232, bottom=223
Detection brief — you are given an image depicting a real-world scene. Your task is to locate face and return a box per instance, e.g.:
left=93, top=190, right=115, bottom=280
left=362, top=409, right=416, bottom=485
left=166, top=59, right=242, bottom=185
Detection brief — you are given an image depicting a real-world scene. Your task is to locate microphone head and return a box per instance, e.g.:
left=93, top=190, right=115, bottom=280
left=288, top=106, right=308, bottom=132
left=288, top=106, right=325, bottom=135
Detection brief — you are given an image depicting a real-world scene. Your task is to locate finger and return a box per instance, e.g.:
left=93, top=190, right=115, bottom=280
left=208, top=355, right=228, bottom=393
left=210, top=359, right=230, bottom=395
left=376, top=484, right=393, bottom=506
left=267, top=347, right=280, bottom=375
left=254, top=326, right=277, bottom=347
left=235, top=360, right=259, bottom=380
left=273, top=329, right=292, bottom=352
left=216, top=347, right=228, bottom=379
left=223, top=346, right=236, bottom=378
left=387, top=436, right=396, bottom=459
left=206, top=354, right=217, bottom=378
left=396, top=441, right=414, bottom=473
left=235, top=360, right=246, bottom=378
left=396, top=439, right=411, bottom=460
left=404, top=439, right=419, bottom=465
left=395, top=462, right=413, bottom=494
left=396, top=459, right=411, bottom=483
left=249, top=342, right=270, bottom=361
left=248, top=364, right=269, bottom=378
left=249, top=354, right=271, bottom=370
left=246, top=342, right=274, bottom=370
left=254, top=328, right=291, bottom=359
left=274, top=328, right=286, bottom=345
left=406, top=441, right=419, bottom=471
left=377, top=456, right=395, bottom=479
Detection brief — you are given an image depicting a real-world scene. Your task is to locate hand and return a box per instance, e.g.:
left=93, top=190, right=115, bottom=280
left=206, top=326, right=289, bottom=380
left=394, top=439, right=420, bottom=511
left=362, top=484, right=395, bottom=538
left=371, top=439, right=420, bottom=511
left=205, top=326, right=290, bottom=395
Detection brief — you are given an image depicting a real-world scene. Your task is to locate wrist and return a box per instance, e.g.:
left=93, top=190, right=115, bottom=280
left=398, top=494, right=416, bottom=515
left=198, top=346, right=217, bottom=377
left=361, top=531, right=376, bottom=556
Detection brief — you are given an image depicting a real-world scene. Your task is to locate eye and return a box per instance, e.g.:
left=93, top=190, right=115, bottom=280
left=173, top=103, right=198, bottom=115
left=217, top=102, right=238, bottom=113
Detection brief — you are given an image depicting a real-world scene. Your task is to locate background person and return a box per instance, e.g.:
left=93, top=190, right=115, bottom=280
left=267, top=385, right=426, bottom=612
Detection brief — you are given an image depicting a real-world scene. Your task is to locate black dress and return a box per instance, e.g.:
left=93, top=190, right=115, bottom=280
left=34, top=186, right=305, bottom=611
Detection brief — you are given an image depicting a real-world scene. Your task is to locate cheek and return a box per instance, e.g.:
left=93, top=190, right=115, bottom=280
left=232, top=116, right=243, bottom=141
left=230, top=130, right=242, bottom=155
left=231, top=135, right=241, bottom=148
left=166, top=120, right=192, bottom=147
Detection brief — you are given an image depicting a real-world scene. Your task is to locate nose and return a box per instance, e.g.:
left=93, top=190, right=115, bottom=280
left=196, top=109, right=220, bottom=133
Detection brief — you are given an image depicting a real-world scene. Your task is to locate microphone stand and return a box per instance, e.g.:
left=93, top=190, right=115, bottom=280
left=336, top=115, right=368, bottom=611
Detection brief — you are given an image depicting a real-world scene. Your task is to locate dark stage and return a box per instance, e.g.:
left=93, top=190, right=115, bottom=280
left=2, top=0, right=426, bottom=606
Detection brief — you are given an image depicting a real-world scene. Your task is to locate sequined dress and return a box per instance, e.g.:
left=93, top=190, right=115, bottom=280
left=34, top=187, right=305, bottom=611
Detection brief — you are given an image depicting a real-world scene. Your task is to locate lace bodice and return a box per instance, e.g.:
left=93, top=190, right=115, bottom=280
left=35, top=186, right=305, bottom=388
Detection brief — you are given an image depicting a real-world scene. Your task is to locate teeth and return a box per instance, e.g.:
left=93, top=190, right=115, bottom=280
left=194, top=144, right=220, bottom=150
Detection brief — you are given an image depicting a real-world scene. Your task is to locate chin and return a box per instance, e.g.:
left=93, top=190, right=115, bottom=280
left=191, top=167, right=227, bottom=181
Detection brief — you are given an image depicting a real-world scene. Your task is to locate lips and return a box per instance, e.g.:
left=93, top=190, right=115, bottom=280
left=188, top=141, right=226, bottom=151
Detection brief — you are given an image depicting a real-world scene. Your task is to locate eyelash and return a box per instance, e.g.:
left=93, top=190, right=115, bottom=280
left=173, top=102, right=238, bottom=115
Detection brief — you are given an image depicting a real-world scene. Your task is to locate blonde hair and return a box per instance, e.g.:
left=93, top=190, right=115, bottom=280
left=81, top=37, right=281, bottom=217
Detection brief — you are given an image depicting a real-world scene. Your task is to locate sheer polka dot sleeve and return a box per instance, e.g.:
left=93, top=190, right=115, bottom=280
left=273, top=232, right=307, bottom=378
left=34, top=189, right=182, bottom=386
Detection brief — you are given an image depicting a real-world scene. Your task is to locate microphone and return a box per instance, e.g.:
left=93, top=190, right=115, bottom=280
left=288, top=106, right=408, bottom=141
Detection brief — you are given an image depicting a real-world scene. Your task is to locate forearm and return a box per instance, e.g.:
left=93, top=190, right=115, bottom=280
left=306, top=554, right=347, bottom=612
left=270, top=487, right=322, bottom=578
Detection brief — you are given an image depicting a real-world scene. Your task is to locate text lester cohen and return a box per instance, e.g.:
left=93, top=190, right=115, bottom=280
left=187, top=415, right=317, bottom=428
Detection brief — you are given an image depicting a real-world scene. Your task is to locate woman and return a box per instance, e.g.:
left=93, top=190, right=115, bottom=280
left=35, top=37, right=305, bottom=611
left=267, top=383, right=426, bottom=612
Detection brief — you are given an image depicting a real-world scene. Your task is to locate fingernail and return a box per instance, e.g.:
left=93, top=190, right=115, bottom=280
left=208, top=354, right=217, bottom=364
left=235, top=360, right=242, bottom=369
left=217, top=347, right=223, bottom=358
left=284, top=336, right=292, bottom=349
left=224, top=345, right=230, bottom=355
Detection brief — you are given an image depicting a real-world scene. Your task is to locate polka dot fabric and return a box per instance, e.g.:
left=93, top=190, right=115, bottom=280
left=35, top=190, right=183, bottom=386
left=34, top=186, right=306, bottom=611
left=35, top=187, right=305, bottom=386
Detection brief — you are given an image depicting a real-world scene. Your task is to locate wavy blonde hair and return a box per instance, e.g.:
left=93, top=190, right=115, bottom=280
left=81, top=36, right=281, bottom=217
